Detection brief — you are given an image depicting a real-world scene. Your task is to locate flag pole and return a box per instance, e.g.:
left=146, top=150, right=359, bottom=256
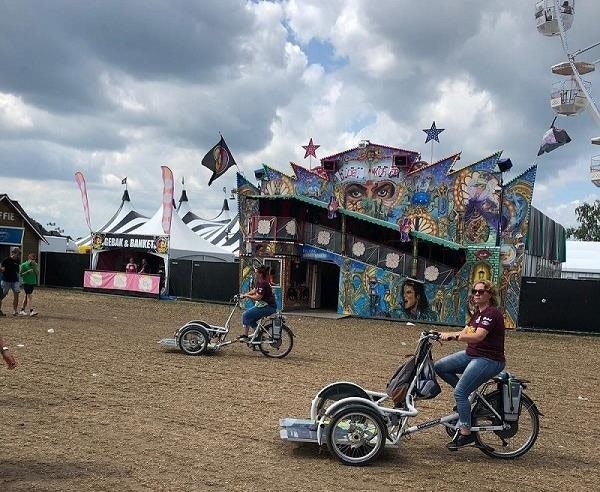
left=430, top=140, right=434, bottom=165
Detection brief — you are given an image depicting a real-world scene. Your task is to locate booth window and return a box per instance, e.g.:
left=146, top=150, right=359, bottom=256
left=264, top=259, right=281, bottom=286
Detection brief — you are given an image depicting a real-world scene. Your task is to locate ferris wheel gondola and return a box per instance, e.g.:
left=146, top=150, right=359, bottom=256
left=535, top=0, right=574, bottom=36
left=536, top=0, right=600, bottom=186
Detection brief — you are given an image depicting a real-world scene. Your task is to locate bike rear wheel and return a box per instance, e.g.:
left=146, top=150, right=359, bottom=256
left=474, top=391, right=539, bottom=459
left=258, top=324, right=293, bottom=358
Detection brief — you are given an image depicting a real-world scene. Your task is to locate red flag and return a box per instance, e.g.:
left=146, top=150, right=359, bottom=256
left=74, top=172, right=92, bottom=231
left=161, top=166, right=174, bottom=234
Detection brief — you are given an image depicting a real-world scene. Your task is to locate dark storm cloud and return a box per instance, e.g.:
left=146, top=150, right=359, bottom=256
left=0, top=140, right=103, bottom=181
left=0, top=0, right=253, bottom=114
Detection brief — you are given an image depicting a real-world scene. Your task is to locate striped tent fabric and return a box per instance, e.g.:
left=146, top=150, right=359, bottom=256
left=197, top=212, right=241, bottom=254
left=75, top=189, right=148, bottom=252
left=177, top=190, right=241, bottom=254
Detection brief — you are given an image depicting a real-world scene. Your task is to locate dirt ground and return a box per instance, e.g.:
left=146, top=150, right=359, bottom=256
left=0, top=288, right=598, bottom=491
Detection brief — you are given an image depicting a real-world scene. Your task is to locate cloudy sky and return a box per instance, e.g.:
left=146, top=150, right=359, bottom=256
left=1, top=0, right=599, bottom=239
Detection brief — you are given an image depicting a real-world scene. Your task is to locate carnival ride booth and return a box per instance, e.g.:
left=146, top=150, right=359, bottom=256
left=86, top=205, right=235, bottom=297
left=244, top=196, right=466, bottom=318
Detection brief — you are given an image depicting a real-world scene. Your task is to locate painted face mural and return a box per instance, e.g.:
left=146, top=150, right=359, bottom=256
left=344, top=180, right=398, bottom=209
left=403, top=285, right=418, bottom=312
left=398, top=279, right=439, bottom=322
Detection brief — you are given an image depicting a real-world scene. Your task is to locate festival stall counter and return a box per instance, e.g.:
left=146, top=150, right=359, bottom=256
left=86, top=205, right=235, bottom=297
left=85, top=232, right=169, bottom=297
left=83, top=270, right=162, bottom=296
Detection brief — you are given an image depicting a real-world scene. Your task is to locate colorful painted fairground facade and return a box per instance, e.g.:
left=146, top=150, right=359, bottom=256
left=236, top=142, right=537, bottom=328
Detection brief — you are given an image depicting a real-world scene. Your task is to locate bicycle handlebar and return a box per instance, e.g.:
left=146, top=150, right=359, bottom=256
left=421, top=330, right=441, bottom=340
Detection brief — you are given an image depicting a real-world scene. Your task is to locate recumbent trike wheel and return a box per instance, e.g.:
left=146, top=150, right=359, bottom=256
left=326, top=404, right=387, bottom=466
left=472, top=391, right=540, bottom=459
left=178, top=324, right=209, bottom=356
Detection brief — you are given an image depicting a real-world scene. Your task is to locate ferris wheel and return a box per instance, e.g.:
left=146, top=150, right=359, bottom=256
left=535, top=0, right=600, bottom=186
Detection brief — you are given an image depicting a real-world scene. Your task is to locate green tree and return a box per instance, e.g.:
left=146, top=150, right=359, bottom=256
left=566, top=200, right=600, bottom=240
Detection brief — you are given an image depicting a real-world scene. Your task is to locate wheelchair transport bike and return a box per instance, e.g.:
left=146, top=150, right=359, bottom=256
left=159, top=295, right=294, bottom=359
left=280, top=330, right=540, bottom=466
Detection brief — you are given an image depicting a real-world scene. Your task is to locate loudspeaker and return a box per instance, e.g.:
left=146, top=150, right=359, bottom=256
left=498, top=158, right=513, bottom=173
left=322, top=159, right=339, bottom=173
left=393, top=155, right=409, bottom=167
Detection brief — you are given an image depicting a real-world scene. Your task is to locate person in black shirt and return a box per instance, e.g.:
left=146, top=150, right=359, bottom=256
left=238, top=266, right=277, bottom=341
left=0, top=247, right=22, bottom=316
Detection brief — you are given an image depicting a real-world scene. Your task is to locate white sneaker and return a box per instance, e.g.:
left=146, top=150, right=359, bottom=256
left=29, top=309, right=38, bottom=317
left=19, top=310, right=27, bottom=316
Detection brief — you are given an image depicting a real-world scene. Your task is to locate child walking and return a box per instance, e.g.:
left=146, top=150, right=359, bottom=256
left=19, top=253, right=39, bottom=316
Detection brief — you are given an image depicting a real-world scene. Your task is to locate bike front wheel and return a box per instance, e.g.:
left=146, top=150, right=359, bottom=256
left=258, top=324, right=294, bottom=358
left=474, top=391, right=540, bottom=459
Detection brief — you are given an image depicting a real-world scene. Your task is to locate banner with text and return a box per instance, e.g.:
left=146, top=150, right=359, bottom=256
left=91, top=232, right=169, bottom=255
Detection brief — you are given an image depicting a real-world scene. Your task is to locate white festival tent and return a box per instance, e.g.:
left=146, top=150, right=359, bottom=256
left=91, top=203, right=234, bottom=294
left=177, top=189, right=228, bottom=236
left=200, top=213, right=241, bottom=254
left=130, top=204, right=234, bottom=262
left=177, top=189, right=241, bottom=254
left=76, top=189, right=148, bottom=252
left=563, top=240, right=600, bottom=276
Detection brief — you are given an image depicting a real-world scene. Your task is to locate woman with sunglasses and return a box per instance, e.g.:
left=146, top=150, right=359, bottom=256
left=434, top=279, right=506, bottom=450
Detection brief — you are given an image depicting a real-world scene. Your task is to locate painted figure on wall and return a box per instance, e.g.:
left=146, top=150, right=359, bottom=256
left=343, top=179, right=399, bottom=211
left=453, top=169, right=501, bottom=244
left=397, top=278, right=438, bottom=322
left=327, top=194, right=339, bottom=219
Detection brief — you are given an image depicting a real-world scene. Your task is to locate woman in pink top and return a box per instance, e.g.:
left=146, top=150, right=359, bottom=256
left=125, top=257, right=138, bottom=273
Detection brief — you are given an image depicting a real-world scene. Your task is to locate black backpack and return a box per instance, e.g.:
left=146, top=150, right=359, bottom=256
left=386, top=356, right=418, bottom=407
left=386, top=337, right=440, bottom=407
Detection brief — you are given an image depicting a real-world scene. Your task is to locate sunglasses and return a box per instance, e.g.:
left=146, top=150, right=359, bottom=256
left=471, top=288, right=488, bottom=295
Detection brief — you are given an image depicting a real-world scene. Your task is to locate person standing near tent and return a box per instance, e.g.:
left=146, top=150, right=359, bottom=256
left=125, top=257, right=138, bottom=273
left=238, top=265, right=276, bottom=341
left=19, top=252, right=39, bottom=316
left=0, top=247, right=21, bottom=317
left=138, top=258, right=150, bottom=274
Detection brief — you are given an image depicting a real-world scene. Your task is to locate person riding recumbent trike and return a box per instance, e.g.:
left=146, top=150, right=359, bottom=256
left=279, top=330, right=540, bottom=466
left=159, top=295, right=294, bottom=359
